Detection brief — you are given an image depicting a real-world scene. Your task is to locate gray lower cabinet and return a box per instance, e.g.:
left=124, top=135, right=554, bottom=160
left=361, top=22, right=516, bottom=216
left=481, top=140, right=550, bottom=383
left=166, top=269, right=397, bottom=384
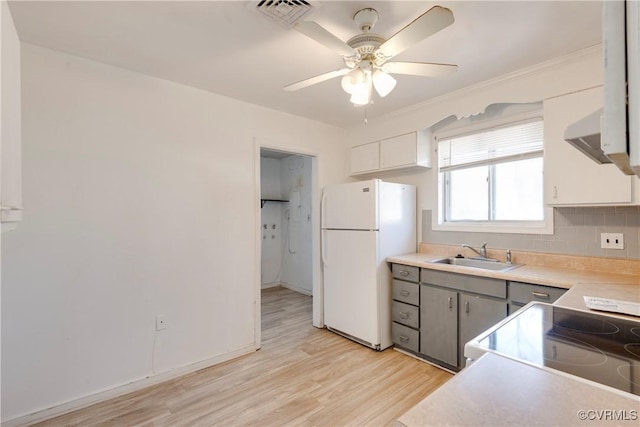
left=391, top=322, right=419, bottom=353
left=391, top=264, right=421, bottom=353
left=420, top=286, right=458, bottom=367
left=391, top=264, right=562, bottom=371
left=419, top=269, right=508, bottom=371
left=458, top=294, right=507, bottom=367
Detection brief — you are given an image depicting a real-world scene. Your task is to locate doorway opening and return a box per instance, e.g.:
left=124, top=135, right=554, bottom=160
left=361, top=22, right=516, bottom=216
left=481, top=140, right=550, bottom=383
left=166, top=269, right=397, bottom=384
left=258, top=147, right=317, bottom=347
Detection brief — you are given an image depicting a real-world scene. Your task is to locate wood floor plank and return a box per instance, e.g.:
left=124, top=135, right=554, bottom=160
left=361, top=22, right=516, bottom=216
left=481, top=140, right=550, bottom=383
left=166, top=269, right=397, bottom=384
left=30, top=287, right=452, bottom=426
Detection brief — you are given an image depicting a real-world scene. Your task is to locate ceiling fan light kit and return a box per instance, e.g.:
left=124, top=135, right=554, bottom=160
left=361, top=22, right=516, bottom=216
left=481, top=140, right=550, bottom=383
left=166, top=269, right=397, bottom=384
left=349, top=77, right=372, bottom=106
left=285, top=5, right=458, bottom=109
left=340, top=68, right=364, bottom=94
left=372, top=69, right=396, bottom=97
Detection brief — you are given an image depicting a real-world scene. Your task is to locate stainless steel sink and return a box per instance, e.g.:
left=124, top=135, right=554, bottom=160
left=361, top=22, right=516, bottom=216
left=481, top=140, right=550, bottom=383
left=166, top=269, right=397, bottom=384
left=429, top=257, right=522, bottom=272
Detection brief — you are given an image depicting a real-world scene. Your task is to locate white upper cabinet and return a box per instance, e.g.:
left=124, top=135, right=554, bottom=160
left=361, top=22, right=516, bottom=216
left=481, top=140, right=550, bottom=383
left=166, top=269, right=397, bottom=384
left=1, top=2, right=22, bottom=223
left=350, top=131, right=431, bottom=176
left=543, top=86, right=640, bottom=206
left=349, top=141, right=380, bottom=175
left=380, top=132, right=430, bottom=170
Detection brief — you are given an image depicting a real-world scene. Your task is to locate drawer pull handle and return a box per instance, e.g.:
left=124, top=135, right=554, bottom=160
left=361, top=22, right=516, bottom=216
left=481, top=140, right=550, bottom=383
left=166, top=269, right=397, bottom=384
left=532, top=291, right=550, bottom=300
left=399, top=312, right=410, bottom=319
left=465, top=301, right=470, bottom=314
left=448, top=297, right=453, bottom=309
left=399, top=334, right=410, bottom=343
left=399, top=290, right=410, bottom=297
left=398, top=270, right=410, bottom=276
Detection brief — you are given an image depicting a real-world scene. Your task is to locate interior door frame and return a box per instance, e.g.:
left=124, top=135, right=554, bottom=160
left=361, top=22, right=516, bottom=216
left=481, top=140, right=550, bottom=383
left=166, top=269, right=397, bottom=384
left=253, top=138, right=323, bottom=349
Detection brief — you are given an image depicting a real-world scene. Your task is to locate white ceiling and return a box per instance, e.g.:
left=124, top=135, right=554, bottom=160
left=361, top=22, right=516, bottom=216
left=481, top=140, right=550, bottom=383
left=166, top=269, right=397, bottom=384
left=8, top=1, right=603, bottom=128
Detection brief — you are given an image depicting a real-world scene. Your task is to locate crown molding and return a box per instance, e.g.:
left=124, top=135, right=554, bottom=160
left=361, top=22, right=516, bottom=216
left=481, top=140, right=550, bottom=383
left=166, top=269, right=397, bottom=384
left=377, top=44, right=603, bottom=123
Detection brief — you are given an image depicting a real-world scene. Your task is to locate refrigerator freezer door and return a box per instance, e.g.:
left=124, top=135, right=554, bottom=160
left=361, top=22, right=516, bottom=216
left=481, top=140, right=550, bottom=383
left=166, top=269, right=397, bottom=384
left=322, top=180, right=378, bottom=230
left=323, top=229, right=380, bottom=347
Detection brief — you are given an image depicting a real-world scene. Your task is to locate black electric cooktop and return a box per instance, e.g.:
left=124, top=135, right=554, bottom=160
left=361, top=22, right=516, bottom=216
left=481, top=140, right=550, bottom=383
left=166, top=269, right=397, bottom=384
left=473, top=303, right=640, bottom=396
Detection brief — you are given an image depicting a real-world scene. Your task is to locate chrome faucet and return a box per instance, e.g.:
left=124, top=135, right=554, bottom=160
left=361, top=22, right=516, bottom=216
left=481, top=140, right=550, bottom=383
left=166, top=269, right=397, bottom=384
left=461, top=242, right=489, bottom=259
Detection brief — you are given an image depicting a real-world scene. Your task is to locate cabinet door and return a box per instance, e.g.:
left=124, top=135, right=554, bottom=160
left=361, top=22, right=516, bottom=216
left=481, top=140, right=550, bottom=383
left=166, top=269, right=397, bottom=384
left=380, top=133, right=417, bottom=169
left=459, top=295, right=507, bottom=367
left=420, top=286, right=458, bottom=367
left=544, top=86, right=635, bottom=205
left=349, top=142, right=379, bottom=175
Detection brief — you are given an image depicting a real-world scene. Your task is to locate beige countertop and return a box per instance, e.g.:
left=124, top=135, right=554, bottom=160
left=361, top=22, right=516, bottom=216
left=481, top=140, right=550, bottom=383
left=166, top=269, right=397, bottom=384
left=555, top=282, right=640, bottom=320
left=387, top=251, right=639, bottom=289
left=397, top=353, right=640, bottom=427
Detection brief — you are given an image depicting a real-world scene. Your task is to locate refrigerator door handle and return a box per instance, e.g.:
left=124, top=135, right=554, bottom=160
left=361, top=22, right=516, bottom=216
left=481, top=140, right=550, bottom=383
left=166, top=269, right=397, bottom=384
left=321, top=230, right=328, bottom=267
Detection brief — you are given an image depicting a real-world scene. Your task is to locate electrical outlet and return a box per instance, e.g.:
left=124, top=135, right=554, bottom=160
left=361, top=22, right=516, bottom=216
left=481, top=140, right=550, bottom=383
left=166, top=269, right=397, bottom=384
left=156, top=315, right=167, bottom=331
left=600, top=233, right=624, bottom=250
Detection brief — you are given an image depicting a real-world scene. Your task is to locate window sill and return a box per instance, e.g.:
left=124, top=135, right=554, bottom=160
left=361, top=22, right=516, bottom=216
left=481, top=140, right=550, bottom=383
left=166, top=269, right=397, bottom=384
left=432, top=210, right=554, bottom=235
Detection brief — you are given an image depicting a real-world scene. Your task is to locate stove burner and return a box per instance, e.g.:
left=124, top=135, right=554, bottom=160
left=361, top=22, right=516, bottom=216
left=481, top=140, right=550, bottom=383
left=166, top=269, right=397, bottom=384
left=631, top=327, right=640, bottom=339
left=553, top=315, right=620, bottom=335
left=617, top=362, right=640, bottom=390
left=624, top=343, right=640, bottom=359
left=544, top=336, right=608, bottom=366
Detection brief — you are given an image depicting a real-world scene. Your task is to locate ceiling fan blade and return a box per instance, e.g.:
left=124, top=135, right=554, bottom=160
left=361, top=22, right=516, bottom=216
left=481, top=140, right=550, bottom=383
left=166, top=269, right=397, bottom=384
left=382, top=61, right=457, bottom=77
left=294, top=21, right=357, bottom=57
left=378, top=6, right=454, bottom=59
left=284, top=68, right=351, bottom=92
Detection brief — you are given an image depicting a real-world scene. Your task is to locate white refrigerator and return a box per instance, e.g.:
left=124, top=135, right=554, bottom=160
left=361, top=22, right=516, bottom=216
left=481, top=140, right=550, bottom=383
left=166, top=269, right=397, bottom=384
left=321, top=179, right=416, bottom=350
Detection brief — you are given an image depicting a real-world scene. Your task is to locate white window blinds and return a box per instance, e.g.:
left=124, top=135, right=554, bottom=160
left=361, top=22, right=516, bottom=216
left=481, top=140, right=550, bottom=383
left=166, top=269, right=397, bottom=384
left=438, top=119, right=544, bottom=172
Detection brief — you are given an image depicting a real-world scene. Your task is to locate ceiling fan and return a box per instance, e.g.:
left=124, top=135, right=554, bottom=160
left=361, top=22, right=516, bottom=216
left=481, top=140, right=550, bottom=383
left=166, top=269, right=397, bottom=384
left=284, top=5, right=457, bottom=106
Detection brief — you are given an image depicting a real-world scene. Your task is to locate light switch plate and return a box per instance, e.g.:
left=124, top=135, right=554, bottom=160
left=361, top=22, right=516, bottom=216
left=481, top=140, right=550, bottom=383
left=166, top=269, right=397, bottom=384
left=600, top=233, right=624, bottom=249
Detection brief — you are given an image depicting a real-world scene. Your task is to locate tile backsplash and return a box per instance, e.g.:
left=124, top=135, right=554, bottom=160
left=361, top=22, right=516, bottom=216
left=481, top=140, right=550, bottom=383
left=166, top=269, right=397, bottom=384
left=422, top=206, right=640, bottom=260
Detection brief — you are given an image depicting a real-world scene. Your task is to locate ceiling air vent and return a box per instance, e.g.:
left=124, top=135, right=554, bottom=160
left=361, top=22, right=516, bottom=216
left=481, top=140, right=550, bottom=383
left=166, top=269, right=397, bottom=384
left=255, top=0, right=313, bottom=29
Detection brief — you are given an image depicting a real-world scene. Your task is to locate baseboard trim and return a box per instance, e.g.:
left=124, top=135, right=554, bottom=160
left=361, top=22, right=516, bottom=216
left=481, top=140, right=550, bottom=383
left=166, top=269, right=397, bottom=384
left=393, top=347, right=458, bottom=375
left=261, top=282, right=281, bottom=289
left=280, top=282, right=312, bottom=296
left=2, top=344, right=257, bottom=427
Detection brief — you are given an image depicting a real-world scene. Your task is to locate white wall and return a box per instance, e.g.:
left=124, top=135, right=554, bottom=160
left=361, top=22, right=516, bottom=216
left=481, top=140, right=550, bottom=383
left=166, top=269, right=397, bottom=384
left=0, top=0, right=22, bottom=417
left=280, top=155, right=313, bottom=295
left=0, top=44, right=347, bottom=422
left=260, top=157, right=283, bottom=287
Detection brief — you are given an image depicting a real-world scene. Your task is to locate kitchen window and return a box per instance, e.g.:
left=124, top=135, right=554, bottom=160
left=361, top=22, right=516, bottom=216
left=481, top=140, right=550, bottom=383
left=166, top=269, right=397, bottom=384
left=435, top=115, right=553, bottom=234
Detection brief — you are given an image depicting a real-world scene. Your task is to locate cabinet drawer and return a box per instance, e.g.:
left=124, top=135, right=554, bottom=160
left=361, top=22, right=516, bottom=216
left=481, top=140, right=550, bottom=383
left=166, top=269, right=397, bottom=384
left=392, top=280, right=419, bottom=305
left=392, top=301, right=419, bottom=329
left=420, top=268, right=507, bottom=298
left=392, top=322, right=419, bottom=353
left=509, top=282, right=566, bottom=305
left=392, top=264, right=419, bottom=282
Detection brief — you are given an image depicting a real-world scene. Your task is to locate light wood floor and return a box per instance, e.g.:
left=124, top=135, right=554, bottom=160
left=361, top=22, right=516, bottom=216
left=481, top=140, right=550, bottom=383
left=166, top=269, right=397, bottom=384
left=32, top=287, right=452, bottom=426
